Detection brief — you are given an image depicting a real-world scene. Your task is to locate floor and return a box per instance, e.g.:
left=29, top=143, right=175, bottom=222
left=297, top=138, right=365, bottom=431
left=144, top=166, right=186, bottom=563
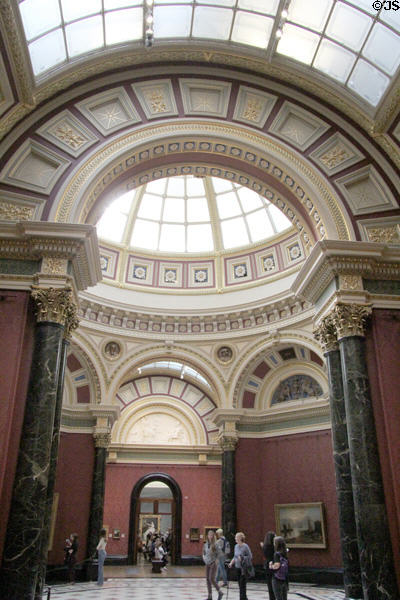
left=45, top=565, right=345, bottom=600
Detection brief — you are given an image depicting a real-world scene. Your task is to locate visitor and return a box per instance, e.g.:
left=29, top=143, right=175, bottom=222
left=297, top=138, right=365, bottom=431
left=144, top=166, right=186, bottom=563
left=203, top=529, right=224, bottom=600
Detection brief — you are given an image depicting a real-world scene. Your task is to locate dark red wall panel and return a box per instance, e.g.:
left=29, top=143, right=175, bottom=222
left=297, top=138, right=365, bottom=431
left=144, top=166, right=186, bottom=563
left=366, top=309, right=400, bottom=587
left=235, top=431, right=341, bottom=568
left=103, top=463, right=221, bottom=557
left=0, top=290, right=34, bottom=562
left=49, top=433, right=95, bottom=564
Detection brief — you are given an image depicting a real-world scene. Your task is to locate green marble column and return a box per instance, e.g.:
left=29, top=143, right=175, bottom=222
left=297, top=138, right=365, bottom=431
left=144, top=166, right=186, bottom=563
left=315, top=317, right=362, bottom=599
left=219, top=436, right=237, bottom=555
left=86, top=432, right=110, bottom=579
left=333, top=304, right=398, bottom=600
left=34, top=337, right=70, bottom=599
left=0, top=287, right=78, bottom=600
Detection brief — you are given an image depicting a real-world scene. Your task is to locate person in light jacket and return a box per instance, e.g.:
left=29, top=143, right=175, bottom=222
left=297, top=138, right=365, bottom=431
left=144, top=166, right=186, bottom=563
left=203, top=529, right=224, bottom=600
left=96, top=529, right=107, bottom=586
left=228, top=532, right=252, bottom=600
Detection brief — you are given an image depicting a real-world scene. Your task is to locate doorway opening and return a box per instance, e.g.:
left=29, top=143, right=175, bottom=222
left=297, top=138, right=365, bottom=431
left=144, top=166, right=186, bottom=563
left=128, top=473, right=182, bottom=565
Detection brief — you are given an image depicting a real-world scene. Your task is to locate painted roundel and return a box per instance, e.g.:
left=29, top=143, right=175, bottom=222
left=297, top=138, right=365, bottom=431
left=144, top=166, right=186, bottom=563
left=271, top=375, right=323, bottom=405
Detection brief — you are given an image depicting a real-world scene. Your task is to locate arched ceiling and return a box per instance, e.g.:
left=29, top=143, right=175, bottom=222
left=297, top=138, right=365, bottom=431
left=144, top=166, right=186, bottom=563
left=0, top=5, right=399, bottom=319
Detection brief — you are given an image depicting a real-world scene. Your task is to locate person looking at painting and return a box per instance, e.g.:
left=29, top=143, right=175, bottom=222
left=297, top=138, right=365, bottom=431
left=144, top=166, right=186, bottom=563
left=260, top=531, right=276, bottom=600
left=269, top=536, right=289, bottom=600
left=228, top=532, right=253, bottom=600
left=203, top=529, right=224, bottom=600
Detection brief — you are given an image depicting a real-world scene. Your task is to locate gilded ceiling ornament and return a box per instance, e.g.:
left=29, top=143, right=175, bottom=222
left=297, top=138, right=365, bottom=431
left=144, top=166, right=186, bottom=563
left=93, top=432, right=111, bottom=448
left=320, top=144, right=350, bottom=169
left=242, top=97, right=262, bottom=122
left=366, top=225, right=400, bottom=243
left=314, top=315, right=338, bottom=353
left=31, top=286, right=79, bottom=334
left=0, top=201, right=34, bottom=221
left=330, top=303, right=372, bottom=339
left=52, top=123, right=86, bottom=149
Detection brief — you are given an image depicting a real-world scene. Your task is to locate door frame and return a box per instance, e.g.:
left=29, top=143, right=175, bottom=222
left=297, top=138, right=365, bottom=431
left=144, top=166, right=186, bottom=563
left=128, top=472, right=182, bottom=564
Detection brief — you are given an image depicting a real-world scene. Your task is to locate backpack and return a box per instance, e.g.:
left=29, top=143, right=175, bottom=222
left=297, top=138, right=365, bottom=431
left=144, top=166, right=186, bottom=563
left=274, top=553, right=289, bottom=581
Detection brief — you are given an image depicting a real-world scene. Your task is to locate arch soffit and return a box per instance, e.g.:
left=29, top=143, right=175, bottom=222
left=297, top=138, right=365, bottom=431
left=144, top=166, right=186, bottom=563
left=65, top=338, right=104, bottom=405
left=53, top=120, right=351, bottom=243
left=106, top=343, right=228, bottom=407
left=70, top=331, right=108, bottom=400
left=230, top=329, right=325, bottom=408
left=111, top=396, right=209, bottom=446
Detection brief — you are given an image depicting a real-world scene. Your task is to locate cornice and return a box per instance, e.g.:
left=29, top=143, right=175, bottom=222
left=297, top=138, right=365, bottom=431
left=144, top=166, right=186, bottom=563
left=0, top=221, right=102, bottom=290
left=292, top=240, right=400, bottom=305
left=76, top=294, right=313, bottom=340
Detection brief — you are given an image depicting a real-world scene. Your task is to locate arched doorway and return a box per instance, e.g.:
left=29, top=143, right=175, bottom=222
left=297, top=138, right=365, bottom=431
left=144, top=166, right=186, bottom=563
left=128, top=473, right=182, bottom=565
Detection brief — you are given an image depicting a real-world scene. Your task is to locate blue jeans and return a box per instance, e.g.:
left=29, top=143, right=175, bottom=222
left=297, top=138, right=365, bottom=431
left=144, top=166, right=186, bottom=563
left=97, top=549, right=106, bottom=585
left=216, top=556, right=228, bottom=585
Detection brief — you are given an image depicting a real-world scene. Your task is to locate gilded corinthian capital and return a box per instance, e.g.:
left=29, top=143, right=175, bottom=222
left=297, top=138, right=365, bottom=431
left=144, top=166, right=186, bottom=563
left=330, top=303, right=372, bottom=339
left=218, top=434, right=238, bottom=452
left=314, top=314, right=338, bottom=353
left=94, top=432, right=111, bottom=448
left=31, top=286, right=79, bottom=335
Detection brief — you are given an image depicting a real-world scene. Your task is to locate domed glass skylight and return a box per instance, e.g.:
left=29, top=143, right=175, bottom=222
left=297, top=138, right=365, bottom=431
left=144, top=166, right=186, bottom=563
left=96, top=175, right=292, bottom=253
left=18, top=0, right=400, bottom=107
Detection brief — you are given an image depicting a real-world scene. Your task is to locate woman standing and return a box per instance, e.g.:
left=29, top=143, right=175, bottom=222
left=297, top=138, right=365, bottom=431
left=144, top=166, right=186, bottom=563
left=269, top=536, right=289, bottom=600
left=260, top=531, right=276, bottom=600
left=228, top=532, right=252, bottom=600
left=66, top=533, right=78, bottom=583
left=203, top=529, right=224, bottom=600
left=96, top=529, right=107, bottom=586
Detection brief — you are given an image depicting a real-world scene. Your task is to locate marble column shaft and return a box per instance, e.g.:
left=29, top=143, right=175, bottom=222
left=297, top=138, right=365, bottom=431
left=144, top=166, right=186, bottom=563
left=35, top=338, right=69, bottom=600
left=325, top=348, right=362, bottom=599
left=86, top=443, right=108, bottom=561
left=340, top=336, right=398, bottom=600
left=0, top=322, right=64, bottom=600
left=221, top=448, right=237, bottom=555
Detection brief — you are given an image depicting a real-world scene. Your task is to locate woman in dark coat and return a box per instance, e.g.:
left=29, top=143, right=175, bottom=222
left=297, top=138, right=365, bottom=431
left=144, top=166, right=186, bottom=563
left=260, top=531, right=276, bottom=600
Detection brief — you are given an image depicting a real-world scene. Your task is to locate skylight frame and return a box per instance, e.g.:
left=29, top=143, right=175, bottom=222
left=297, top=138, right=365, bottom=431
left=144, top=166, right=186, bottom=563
left=17, top=0, right=400, bottom=108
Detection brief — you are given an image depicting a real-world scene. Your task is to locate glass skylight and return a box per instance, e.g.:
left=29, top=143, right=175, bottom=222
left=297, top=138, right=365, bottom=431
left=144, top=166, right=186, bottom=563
left=96, top=175, right=292, bottom=253
left=17, top=0, right=400, bottom=107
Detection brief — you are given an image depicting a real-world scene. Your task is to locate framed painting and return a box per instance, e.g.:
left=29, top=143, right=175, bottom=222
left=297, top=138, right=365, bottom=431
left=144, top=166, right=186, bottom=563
left=139, top=515, right=160, bottom=541
left=190, top=527, right=200, bottom=541
left=275, top=502, right=327, bottom=548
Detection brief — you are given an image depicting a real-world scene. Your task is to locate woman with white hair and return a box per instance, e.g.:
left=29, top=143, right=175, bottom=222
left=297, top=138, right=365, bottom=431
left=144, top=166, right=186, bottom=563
left=228, top=532, right=253, bottom=600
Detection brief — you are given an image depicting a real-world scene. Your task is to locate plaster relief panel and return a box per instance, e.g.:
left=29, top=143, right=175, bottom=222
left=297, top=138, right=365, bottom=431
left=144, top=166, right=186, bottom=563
left=335, top=166, right=398, bottom=215
left=309, top=132, right=364, bottom=175
left=37, top=110, right=98, bottom=157
left=76, top=87, right=141, bottom=135
left=270, top=102, right=330, bottom=150
left=0, top=140, right=70, bottom=194
left=0, top=191, right=45, bottom=221
left=179, top=79, right=231, bottom=117
left=126, top=413, right=190, bottom=445
left=233, top=86, right=277, bottom=128
left=131, top=79, right=178, bottom=119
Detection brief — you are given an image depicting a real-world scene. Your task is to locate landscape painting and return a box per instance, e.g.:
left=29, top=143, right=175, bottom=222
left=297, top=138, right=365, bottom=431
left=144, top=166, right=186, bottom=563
left=275, top=502, right=326, bottom=548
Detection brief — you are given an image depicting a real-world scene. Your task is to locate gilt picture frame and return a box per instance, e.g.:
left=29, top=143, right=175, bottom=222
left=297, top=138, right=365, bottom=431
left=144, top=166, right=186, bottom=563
left=275, top=502, right=327, bottom=548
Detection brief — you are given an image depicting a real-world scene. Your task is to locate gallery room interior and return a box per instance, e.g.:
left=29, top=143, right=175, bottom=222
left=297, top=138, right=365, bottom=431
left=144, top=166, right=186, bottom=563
left=0, top=0, right=399, bottom=598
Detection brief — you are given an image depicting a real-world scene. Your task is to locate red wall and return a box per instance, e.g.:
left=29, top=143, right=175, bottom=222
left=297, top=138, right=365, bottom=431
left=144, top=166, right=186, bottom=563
left=236, top=431, right=341, bottom=568
left=366, top=309, right=400, bottom=587
left=49, top=433, right=95, bottom=564
left=103, top=463, right=221, bottom=557
left=0, top=290, right=34, bottom=562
